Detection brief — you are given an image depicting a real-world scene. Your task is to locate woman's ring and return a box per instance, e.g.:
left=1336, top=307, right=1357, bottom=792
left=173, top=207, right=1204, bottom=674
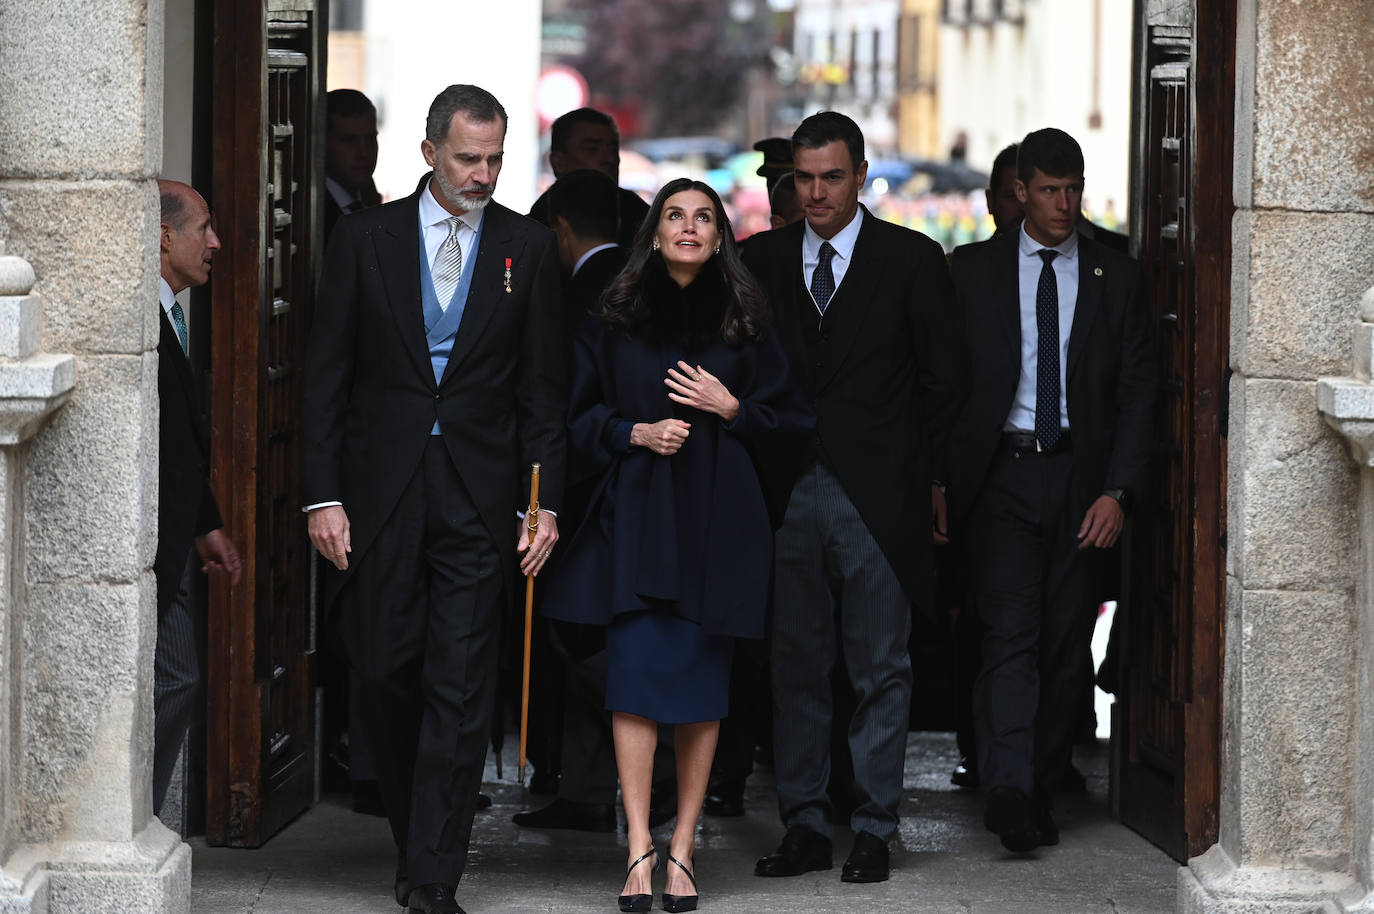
left=691, top=371, right=701, bottom=381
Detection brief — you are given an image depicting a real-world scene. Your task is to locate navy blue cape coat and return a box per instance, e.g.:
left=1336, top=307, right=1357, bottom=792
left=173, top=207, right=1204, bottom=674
left=542, top=258, right=814, bottom=640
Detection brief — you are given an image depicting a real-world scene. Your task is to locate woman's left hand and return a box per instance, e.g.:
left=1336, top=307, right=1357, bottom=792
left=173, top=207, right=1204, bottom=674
left=665, top=361, right=740, bottom=423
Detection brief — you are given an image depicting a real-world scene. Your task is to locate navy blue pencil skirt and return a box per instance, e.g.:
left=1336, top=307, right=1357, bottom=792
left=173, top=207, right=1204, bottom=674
left=605, top=609, right=733, bottom=724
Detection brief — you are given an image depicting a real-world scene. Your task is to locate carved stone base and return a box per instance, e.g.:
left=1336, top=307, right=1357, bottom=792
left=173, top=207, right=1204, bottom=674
left=1179, top=844, right=1374, bottom=913
left=0, top=822, right=190, bottom=914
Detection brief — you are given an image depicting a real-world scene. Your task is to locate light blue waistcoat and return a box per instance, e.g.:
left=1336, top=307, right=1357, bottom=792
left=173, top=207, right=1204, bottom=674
left=418, top=210, right=485, bottom=434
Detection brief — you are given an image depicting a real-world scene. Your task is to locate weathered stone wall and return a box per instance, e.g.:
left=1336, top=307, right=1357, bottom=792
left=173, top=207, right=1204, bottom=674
left=1183, top=0, right=1374, bottom=910
left=0, top=0, right=189, bottom=910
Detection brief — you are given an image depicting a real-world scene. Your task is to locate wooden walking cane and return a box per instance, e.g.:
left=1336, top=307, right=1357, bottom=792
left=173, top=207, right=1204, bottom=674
left=518, top=462, right=541, bottom=787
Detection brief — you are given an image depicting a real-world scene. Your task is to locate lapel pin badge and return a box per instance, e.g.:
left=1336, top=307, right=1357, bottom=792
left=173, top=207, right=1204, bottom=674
left=504, top=258, right=513, bottom=293
left=1094, top=267, right=1103, bottom=276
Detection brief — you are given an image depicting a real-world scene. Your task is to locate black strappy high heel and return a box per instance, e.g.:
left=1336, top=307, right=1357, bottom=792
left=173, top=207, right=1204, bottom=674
left=617, top=845, right=659, bottom=913
left=661, top=854, right=698, bottom=913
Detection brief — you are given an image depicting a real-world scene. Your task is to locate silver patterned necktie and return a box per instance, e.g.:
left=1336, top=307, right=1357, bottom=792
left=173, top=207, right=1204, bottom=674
left=432, top=216, right=463, bottom=311
left=170, top=301, right=189, bottom=355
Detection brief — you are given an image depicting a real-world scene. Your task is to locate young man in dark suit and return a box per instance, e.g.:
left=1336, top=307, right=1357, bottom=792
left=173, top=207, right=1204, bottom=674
left=947, top=127, right=1155, bottom=853
left=301, top=84, right=565, bottom=914
left=511, top=166, right=625, bottom=833
left=153, top=180, right=242, bottom=816
left=744, top=111, right=965, bottom=884
left=323, top=88, right=381, bottom=240
left=527, top=107, right=649, bottom=250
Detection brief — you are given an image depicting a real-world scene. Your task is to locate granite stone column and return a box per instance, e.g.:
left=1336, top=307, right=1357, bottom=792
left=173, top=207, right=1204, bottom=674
left=1179, top=0, right=1374, bottom=911
left=0, top=0, right=191, bottom=911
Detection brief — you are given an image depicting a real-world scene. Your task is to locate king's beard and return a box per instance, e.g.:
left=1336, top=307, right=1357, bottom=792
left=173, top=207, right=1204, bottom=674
left=434, top=167, right=491, bottom=212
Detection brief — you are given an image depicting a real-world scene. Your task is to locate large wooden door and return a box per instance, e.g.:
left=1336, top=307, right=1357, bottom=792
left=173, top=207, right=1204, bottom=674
left=205, top=0, right=325, bottom=847
left=1113, top=0, right=1234, bottom=861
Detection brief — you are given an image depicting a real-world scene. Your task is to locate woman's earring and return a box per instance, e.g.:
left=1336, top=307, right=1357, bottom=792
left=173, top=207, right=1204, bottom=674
left=652, top=241, right=660, bottom=251
left=714, top=245, right=721, bottom=255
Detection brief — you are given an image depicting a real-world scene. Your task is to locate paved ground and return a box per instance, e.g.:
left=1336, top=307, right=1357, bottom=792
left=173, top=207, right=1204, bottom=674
left=191, top=733, right=1179, bottom=913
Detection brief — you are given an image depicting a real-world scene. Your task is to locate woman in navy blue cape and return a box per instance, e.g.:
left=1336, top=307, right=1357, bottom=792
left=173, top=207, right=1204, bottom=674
left=543, top=179, right=813, bottom=912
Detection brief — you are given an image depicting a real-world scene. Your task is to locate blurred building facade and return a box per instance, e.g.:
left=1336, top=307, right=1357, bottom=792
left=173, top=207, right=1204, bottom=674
left=896, top=0, right=944, bottom=160
left=938, top=0, right=1132, bottom=220
left=792, top=0, right=902, bottom=155
left=325, top=0, right=543, bottom=209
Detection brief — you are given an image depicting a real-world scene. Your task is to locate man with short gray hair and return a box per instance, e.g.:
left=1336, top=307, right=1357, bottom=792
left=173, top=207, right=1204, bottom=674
left=302, top=84, right=566, bottom=914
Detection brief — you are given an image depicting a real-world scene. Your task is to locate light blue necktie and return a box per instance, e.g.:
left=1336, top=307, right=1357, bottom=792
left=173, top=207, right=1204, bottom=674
left=170, top=301, right=189, bottom=355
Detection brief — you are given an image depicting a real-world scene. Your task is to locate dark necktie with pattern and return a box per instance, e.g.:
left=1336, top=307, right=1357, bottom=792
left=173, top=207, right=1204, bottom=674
left=811, top=240, right=837, bottom=313
left=1034, top=249, right=1062, bottom=450
left=170, top=301, right=189, bottom=355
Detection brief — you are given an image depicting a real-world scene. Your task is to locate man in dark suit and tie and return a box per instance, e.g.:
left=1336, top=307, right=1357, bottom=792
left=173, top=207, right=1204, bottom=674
left=301, top=84, right=565, bottom=914
left=511, top=166, right=625, bottom=832
left=153, top=180, right=242, bottom=816
left=323, top=88, right=381, bottom=241
left=947, top=128, right=1154, bottom=852
left=527, top=107, right=649, bottom=249
left=744, top=111, right=965, bottom=884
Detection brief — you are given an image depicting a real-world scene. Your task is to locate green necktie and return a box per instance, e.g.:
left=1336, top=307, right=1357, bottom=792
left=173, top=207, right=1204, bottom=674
left=170, top=301, right=189, bottom=355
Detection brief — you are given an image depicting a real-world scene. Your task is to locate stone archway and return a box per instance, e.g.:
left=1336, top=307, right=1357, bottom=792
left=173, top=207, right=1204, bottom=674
left=0, top=1, right=190, bottom=910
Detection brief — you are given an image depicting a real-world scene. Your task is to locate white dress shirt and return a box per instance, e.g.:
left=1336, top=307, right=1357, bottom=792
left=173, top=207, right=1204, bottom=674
left=801, top=207, right=863, bottom=318
left=1004, top=225, right=1080, bottom=433
left=418, top=179, right=484, bottom=310
left=573, top=242, right=619, bottom=277
left=326, top=177, right=363, bottom=213
left=158, top=278, right=180, bottom=322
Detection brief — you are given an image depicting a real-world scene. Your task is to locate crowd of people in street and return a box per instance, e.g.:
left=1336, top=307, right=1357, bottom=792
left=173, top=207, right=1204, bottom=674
left=152, top=82, right=1154, bottom=914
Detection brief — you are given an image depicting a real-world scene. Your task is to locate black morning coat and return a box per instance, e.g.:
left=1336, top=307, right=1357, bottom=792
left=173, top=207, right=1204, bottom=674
left=542, top=256, right=815, bottom=640
left=300, top=190, right=567, bottom=619
left=740, top=207, right=966, bottom=617
left=945, top=229, right=1156, bottom=526
left=155, top=308, right=222, bottom=615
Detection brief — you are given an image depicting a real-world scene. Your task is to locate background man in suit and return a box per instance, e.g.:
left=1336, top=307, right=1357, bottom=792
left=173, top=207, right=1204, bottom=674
left=320, top=87, right=385, bottom=813
left=744, top=111, right=965, bottom=884
left=947, top=128, right=1154, bottom=853
left=302, top=84, right=565, bottom=914
left=511, top=166, right=625, bottom=833
left=323, top=88, right=381, bottom=240
left=528, top=107, right=649, bottom=249
left=153, top=180, right=242, bottom=816
left=986, top=142, right=1025, bottom=237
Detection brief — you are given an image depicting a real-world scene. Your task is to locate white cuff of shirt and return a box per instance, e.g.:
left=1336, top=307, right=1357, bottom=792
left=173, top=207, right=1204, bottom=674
left=303, top=501, right=342, bottom=513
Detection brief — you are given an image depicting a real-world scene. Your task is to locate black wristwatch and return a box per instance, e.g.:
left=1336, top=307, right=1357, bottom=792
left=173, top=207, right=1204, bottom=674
left=1103, top=488, right=1129, bottom=511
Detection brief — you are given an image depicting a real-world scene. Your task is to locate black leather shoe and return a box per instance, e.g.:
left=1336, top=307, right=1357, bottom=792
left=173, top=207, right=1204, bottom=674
left=474, top=792, right=492, bottom=810
left=840, top=831, right=889, bottom=883
left=755, top=825, right=832, bottom=877
left=950, top=756, right=980, bottom=789
left=662, top=853, right=699, bottom=912
left=393, top=851, right=410, bottom=908
left=407, top=882, right=464, bottom=914
left=702, top=787, right=744, bottom=818
left=512, top=797, right=617, bottom=833
left=984, top=786, right=1040, bottom=853
left=617, top=845, right=659, bottom=913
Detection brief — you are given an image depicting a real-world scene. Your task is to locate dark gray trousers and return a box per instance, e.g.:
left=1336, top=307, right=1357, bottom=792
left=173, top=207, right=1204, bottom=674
left=770, top=462, right=911, bottom=841
left=154, top=557, right=197, bottom=816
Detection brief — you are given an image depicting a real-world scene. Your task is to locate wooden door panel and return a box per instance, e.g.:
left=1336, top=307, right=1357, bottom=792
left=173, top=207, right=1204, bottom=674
left=1116, top=0, right=1232, bottom=862
left=206, top=0, right=323, bottom=848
